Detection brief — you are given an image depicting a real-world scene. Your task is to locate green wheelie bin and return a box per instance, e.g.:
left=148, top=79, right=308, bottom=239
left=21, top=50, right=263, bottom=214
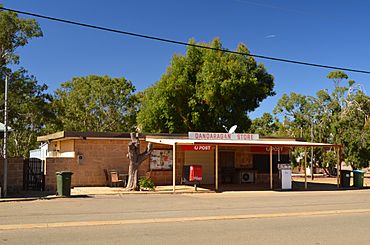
left=353, top=170, right=365, bottom=188
left=340, top=170, right=351, bottom=188
left=56, top=171, right=73, bottom=196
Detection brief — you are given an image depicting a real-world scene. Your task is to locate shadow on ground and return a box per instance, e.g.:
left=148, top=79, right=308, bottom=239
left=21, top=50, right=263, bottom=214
left=199, top=181, right=370, bottom=192
left=6, top=190, right=54, bottom=198
left=4, top=181, right=370, bottom=199
left=6, top=190, right=91, bottom=199
left=291, top=181, right=370, bottom=192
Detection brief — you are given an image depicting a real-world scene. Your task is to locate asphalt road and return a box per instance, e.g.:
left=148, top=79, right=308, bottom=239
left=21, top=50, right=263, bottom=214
left=1, top=190, right=370, bottom=244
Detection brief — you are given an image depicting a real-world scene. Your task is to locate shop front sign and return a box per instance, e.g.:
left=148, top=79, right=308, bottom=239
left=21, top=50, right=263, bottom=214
left=188, top=132, right=259, bottom=140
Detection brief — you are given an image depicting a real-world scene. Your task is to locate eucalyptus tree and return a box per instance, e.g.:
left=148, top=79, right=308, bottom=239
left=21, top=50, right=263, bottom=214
left=337, top=83, right=370, bottom=169
left=137, top=38, right=275, bottom=133
left=274, top=70, right=370, bottom=171
left=0, top=5, right=42, bottom=69
left=0, top=7, right=50, bottom=157
left=273, top=92, right=312, bottom=139
left=0, top=69, right=53, bottom=157
left=53, top=75, right=138, bottom=132
left=250, top=113, right=281, bottom=136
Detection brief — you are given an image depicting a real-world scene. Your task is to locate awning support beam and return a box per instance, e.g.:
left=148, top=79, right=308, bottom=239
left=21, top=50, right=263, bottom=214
left=215, top=144, right=219, bottom=191
left=270, top=146, right=273, bottom=190
left=172, top=143, right=176, bottom=193
left=304, top=147, right=307, bottom=190
left=337, top=146, right=340, bottom=188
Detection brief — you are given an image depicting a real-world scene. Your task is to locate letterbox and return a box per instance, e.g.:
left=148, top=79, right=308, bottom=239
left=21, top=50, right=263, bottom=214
left=189, top=165, right=202, bottom=182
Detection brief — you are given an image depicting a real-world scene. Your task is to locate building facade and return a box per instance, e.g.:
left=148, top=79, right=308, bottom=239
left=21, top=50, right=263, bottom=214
left=36, top=131, right=340, bottom=192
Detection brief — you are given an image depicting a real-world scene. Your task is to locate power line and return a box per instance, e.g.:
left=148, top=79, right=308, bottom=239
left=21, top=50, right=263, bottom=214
left=1, top=6, right=370, bottom=75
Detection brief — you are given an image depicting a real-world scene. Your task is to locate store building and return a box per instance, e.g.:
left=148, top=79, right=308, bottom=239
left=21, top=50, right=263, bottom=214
left=35, top=131, right=341, bottom=192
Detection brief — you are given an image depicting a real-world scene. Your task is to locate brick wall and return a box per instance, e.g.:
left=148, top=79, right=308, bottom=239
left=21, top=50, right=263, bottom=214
left=0, top=157, right=24, bottom=194
left=45, top=139, right=130, bottom=191
left=44, top=139, right=181, bottom=190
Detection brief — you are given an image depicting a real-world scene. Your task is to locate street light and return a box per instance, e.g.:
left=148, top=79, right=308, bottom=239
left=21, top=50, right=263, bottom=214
left=2, top=75, right=8, bottom=197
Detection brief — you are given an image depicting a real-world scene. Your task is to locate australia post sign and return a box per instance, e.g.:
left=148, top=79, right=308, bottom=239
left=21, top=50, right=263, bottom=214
left=188, top=132, right=259, bottom=141
left=182, top=145, right=212, bottom=151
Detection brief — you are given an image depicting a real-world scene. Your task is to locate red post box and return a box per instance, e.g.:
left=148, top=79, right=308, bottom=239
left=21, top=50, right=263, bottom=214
left=189, top=165, right=202, bottom=182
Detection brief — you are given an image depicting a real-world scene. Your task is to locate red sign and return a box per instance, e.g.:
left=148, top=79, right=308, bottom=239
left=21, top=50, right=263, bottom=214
left=251, top=146, right=284, bottom=153
left=190, top=165, right=202, bottom=181
left=181, top=145, right=212, bottom=151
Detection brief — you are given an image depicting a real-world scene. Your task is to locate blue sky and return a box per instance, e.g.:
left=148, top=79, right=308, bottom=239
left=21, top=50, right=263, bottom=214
left=2, top=0, right=370, bottom=119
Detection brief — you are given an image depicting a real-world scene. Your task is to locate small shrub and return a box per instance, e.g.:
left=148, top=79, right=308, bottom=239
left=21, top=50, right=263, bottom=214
left=138, top=177, right=155, bottom=191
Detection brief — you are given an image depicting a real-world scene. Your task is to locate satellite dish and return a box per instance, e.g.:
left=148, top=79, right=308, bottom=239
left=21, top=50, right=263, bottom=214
left=222, top=125, right=228, bottom=133
left=228, top=125, right=237, bottom=134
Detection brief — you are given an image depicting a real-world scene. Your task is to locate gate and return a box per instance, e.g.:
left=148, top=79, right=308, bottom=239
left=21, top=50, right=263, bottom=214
left=23, top=158, right=45, bottom=191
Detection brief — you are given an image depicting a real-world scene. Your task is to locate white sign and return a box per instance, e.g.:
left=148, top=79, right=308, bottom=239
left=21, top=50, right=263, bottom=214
left=188, top=132, right=259, bottom=140
left=150, top=150, right=173, bottom=170
left=278, top=163, right=291, bottom=170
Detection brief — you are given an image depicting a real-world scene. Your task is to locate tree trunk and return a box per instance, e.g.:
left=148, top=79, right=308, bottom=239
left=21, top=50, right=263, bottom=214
left=126, top=162, right=138, bottom=190
left=125, top=133, right=153, bottom=191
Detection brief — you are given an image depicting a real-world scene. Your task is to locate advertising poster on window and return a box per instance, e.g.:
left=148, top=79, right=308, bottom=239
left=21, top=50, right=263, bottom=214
left=150, top=150, right=173, bottom=170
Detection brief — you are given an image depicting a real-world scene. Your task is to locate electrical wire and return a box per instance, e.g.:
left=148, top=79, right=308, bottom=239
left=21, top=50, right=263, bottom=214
left=1, top=6, right=370, bottom=75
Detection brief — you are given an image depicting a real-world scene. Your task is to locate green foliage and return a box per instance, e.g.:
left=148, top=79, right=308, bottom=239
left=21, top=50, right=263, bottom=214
left=0, top=69, right=54, bottom=157
left=327, top=70, right=348, bottom=87
left=137, top=38, right=275, bottom=133
left=53, top=75, right=138, bottom=132
left=322, top=150, right=338, bottom=175
left=273, top=92, right=312, bottom=138
left=138, top=177, right=155, bottom=191
left=0, top=6, right=42, bottom=66
left=338, top=92, right=370, bottom=169
left=322, top=150, right=337, bottom=168
left=0, top=8, right=48, bottom=157
left=274, top=71, right=370, bottom=170
left=250, top=113, right=281, bottom=136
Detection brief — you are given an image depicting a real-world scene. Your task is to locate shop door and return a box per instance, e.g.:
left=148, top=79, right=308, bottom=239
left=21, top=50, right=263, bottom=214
left=219, top=151, right=235, bottom=183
